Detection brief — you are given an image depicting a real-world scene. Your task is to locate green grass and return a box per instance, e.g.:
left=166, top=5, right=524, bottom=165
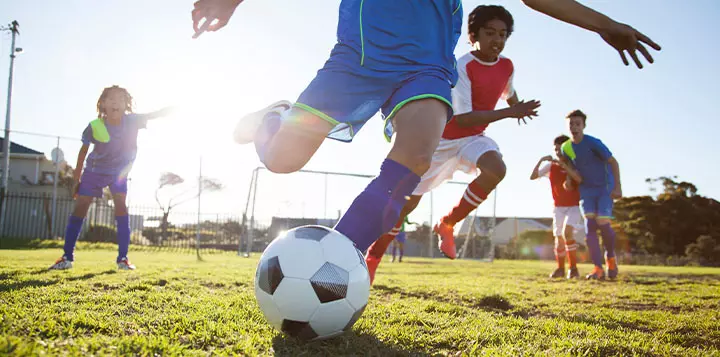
left=1, top=249, right=719, bottom=356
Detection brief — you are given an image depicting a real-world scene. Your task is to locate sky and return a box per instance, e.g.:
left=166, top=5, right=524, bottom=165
left=1, top=0, right=719, bottom=228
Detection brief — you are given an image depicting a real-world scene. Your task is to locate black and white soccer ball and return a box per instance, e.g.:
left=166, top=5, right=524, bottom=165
left=254, top=225, right=371, bottom=341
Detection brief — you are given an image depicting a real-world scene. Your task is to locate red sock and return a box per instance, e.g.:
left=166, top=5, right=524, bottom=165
left=367, top=217, right=404, bottom=259
left=442, top=181, right=488, bottom=226
left=555, top=236, right=566, bottom=269
left=565, top=239, right=578, bottom=267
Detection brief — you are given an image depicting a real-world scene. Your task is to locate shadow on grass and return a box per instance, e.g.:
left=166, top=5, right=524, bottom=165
left=373, top=284, right=513, bottom=313
left=271, top=330, right=436, bottom=357
left=0, top=269, right=116, bottom=292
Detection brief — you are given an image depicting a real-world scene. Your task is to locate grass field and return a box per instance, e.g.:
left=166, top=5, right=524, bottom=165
left=1, top=248, right=719, bottom=356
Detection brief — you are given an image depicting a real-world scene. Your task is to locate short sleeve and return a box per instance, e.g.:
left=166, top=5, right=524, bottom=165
left=126, top=113, right=148, bottom=130
left=501, top=69, right=515, bottom=100
left=81, top=125, right=92, bottom=145
left=538, top=163, right=551, bottom=178
left=451, top=62, right=473, bottom=115
left=592, top=137, right=612, bottom=161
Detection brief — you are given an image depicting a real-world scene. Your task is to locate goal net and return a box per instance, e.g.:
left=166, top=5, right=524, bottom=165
left=241, top=167, right=497, bottom=261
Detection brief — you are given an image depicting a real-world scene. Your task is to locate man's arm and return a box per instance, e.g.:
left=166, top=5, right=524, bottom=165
left=608, top=156, right=622, bottom=198
left=521, top=0, right=661, bottom=68
left=556, top=158, right=583, bottom=184
left=530, top=156, right=552, bottom=180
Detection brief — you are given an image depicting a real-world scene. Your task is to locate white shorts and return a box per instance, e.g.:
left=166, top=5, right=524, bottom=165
left=552, top=206, right=585, bottom=238
left=413, top=135, right=500, bottom=196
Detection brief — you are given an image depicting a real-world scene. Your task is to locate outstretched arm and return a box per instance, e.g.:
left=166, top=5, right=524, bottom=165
left=521, top=0, right=661, bottom=68
left=530, top=156, right=552, bottom=180
left=192, top=0, right=244, bottom=38
left=454, top=99, right=540, bottom=128
left=141, top=107, right=175, bottom=121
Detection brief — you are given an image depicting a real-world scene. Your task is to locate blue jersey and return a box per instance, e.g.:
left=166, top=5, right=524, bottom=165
left=336, top=0, right=463, bottom=85
left=81, top=113, right=148, bottom=176
left=561, top=135, right=615, bottom=196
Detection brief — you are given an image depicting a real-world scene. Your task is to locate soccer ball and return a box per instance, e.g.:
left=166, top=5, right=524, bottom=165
left=254, top=225, right=371, bottom=341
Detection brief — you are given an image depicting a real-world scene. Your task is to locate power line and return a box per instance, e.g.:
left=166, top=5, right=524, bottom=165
left=8, top=129, right=80, bottom=142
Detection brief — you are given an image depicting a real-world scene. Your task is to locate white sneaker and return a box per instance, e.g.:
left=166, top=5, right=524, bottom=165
left=117, top=257, right=136, bottom=270
left=49, top=256, right=73, bottom=270
left=233, top=100, right=292, bottom=144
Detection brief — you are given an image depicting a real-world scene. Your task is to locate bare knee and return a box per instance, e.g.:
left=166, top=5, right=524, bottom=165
left=476, top=152, right=506, bottom=186
left=401, top=195, right=423, bottom=216
left=72, top=196, right=93, bottom=217
left=263, top=154, right=306, bottom=174
left=596, top=218, right=612, bottom=225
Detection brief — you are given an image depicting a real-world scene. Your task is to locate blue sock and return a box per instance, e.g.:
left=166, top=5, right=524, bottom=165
left=335, top=159, right=420, bottom=252
left=116, top=216, right=130, bottom=262
left=254, top=112, right=282, bottom=164
left=392, top=245, right=397, bottom=259
left=585, top=218, right=604, bottom=267
left=599, top=223, right=616, bottom=259
left=63, top=216, right=85, bottom=261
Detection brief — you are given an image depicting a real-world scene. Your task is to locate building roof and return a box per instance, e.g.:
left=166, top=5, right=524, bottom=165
left=0, top=137, right=43, bottom=156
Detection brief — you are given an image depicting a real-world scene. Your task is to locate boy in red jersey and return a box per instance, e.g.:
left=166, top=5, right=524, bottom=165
left=531, top=134, right=584, bottom=279
left=364, top=5, right=541, bottom=283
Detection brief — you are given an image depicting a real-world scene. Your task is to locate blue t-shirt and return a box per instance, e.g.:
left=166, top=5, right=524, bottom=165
left=81, top=113, right=148, bottom=176
left=561, top=135, right=615, bottom=196
left=336, top=0, right=463, bottom=85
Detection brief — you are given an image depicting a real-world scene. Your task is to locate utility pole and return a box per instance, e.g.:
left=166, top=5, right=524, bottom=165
left=0, top=21, right=21, bottom=230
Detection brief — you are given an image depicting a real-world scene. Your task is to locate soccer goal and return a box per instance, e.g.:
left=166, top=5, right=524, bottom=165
left=240, top=166, right=497, bottom=260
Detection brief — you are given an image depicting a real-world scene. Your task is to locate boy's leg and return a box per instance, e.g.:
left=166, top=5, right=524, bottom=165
left=438, top=141, right=505, bottom=259
left=335, top=97, right=448, bottom=252
left=582, top=196, right=605, bottom=280
left=50, top=172, right=106, bottom=269
left=365, top=194, right=422, bottom=284
left=550, top=207, right=566, bottom=277
left=565, top=206, right=584, bottom=278
left=238, top=104, right=335, bottom=174
left=391, top=242, right=397, bottom=262
left=110, top=176, right=135, bottom=270
left=398, top=242, right=404, bottom=262
left=597, top=194, right=618, bottom=278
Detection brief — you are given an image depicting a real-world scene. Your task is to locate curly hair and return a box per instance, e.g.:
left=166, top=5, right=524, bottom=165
left=468, top=5, right=514, bottom=38
left=96, top=85, right=133, bottom=118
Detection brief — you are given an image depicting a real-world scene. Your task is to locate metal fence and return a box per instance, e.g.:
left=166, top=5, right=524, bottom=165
left=0, top=192, right=249, bottom=252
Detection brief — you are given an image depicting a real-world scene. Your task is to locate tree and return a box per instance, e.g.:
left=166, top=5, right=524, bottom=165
left=614, top=176, right=720, bottom=257
left=154, top=172, right=224, bottom=244
left=685, top=235, right=720, bottom=266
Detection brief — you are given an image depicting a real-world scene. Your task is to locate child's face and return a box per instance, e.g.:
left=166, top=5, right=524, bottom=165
left=471, top=18, right=508, bottom=59
left=554, top=143, right=563, bottom=158
left=567, top=116, right=586, bottom=139
left=102, top=89, right=127, bottom=115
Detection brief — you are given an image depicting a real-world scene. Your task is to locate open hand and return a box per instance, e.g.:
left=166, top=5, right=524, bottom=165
left=508, top=99, right=541, bottom=125
left=598, top=21, right=661, bottom=69
left=192, top=0, right=242, bottom=38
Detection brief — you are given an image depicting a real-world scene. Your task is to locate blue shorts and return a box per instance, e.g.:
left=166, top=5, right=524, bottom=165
left=395, top=231, right=407, bottom=244
left=295, top=44, right=453, bottom=142
left=580, top=192, right=613, bottom=219
left=78, top=171, right=128, bottom=198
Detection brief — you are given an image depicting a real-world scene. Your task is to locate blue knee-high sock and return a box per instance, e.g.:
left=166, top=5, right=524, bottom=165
left=585, top=218, right=604, bottom=267
left=254, top=113, right=282, bottom=164
left=335, top=159, right=420, bottom=252
left=599, top=223, right=616, bottom=259
left=392, top=245, right=397, bottom=259
left=63, top=216, right=85, bottom=261
left=116, top=216, right=130, bottom=262
left=399, top=245, right=404, bottom=259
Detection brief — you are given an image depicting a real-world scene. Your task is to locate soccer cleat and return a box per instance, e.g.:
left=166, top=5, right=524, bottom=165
left=606, top=257, right=619, bottom=279
left=365, top=255, right=381, bottom=285
left=233, top=100, right=292, bottom=144
left=49, top=256, right=73, bottom=270
left=434, top=222, right=457, bottom=260
left=567, top=267, right=580, bottom=279
left=117, top=257, right=136, bottom=270
left=585, top=266, right=605, bottom=280
left=549, top=268, right=565, bottom=279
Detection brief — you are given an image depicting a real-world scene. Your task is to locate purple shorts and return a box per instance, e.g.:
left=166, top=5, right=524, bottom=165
left=77, top=171, right=128, bottom=197
left=395, top=231, right=407, bottom=244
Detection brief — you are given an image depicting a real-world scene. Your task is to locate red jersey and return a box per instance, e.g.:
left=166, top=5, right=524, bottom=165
left=540, top=163, right=581, bottom=207
left=443, top=52, right=515, bottom=140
